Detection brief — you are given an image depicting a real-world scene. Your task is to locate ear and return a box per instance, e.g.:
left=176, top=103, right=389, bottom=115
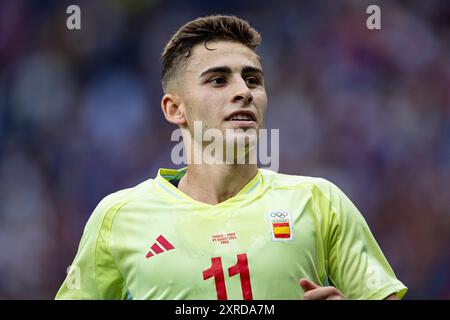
left=161, top=93, right=187, bottom=126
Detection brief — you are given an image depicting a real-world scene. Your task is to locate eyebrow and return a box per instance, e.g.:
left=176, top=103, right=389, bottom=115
left=199, top=65, right=264, bottom=78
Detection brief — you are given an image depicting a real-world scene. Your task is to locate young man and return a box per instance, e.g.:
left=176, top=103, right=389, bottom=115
left=56, top=15, right=407, bottom=300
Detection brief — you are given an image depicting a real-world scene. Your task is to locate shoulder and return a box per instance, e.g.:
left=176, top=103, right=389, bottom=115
left=85, top=178, right=156, bottom=232
left=259, top=168, right=341, bottom=197
left=259, top=169, right=354, bottom=218
left=98, top=178, right=154, bottom=210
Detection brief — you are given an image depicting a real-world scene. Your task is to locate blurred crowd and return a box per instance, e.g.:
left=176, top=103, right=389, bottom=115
left=0, top=0, right=449, bottom=299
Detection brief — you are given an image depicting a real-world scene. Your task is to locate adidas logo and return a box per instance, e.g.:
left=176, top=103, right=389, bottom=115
left=146, top=235, right=175, bottom=258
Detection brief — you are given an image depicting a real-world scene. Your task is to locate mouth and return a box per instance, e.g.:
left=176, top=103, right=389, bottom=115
left=225, top=110, right=257, bottom=123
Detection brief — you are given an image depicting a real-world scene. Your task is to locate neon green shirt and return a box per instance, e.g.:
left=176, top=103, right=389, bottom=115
left=55, top=168, right=407, bottom=300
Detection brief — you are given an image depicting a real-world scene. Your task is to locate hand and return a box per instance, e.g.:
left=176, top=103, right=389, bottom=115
left=299, top=278, right=345, bottom=300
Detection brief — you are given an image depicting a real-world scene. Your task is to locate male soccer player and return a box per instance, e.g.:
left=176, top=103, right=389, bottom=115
left=56, top=15, right=407, bottom=300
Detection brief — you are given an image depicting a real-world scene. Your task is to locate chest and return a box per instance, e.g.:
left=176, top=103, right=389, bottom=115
left=110, top=197, right=326, bottom=299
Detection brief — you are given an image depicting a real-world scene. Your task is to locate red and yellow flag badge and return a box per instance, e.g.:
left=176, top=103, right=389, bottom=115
left=268, top=211, right=293, bottom=241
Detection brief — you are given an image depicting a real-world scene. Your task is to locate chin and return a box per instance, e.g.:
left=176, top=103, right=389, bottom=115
left=224, top=130, right=258, bottom=162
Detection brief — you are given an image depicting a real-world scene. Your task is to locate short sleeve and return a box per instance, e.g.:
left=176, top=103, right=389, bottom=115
left=323, top=182, right=408, bottom=300
left=55, top=197, right=128, bottom=300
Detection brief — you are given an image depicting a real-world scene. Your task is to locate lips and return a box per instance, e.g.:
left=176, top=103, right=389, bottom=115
left=225, top=110, right=257, bottom=122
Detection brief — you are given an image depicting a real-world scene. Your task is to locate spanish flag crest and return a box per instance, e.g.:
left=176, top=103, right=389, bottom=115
left=268, top=210, right=293, bottom=241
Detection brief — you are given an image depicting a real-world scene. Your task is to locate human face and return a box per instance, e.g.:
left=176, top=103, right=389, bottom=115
left=178, top=41, right=267, bottom=142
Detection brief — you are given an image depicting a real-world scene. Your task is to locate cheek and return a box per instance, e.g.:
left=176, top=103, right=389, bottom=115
left=254, top=92, right=268, bottom=118
left=196, top=91, right=227, bottom=117
left=202, top=89, right=227, bottom=105
left=184, top=94, right=224, bottom=128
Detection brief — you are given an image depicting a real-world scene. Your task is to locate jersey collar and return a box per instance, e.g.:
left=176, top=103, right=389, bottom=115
left=155, top=167, right=263, bottom=207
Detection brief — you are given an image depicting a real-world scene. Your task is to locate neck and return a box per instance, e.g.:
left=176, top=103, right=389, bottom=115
left=178, top=164, right=258, bottom=205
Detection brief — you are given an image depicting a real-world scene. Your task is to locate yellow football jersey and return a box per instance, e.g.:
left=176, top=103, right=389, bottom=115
left=55, top=167, right=407, bottom=300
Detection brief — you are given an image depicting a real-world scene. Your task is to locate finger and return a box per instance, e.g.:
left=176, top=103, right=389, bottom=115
left=299, top=278, right=320, bottom=292
left=303, top=287, right=341, bottom=300
left=325, top=295, right=344, bottom=300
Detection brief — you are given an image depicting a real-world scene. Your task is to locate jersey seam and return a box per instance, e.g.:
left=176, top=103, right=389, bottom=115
left=106, top=183, right=158, bottom=298
left=94, top=187, right=148, bottom=299
left=94, top=200, right=129, bottom=299
left=293, top=181, right=343, bottom=290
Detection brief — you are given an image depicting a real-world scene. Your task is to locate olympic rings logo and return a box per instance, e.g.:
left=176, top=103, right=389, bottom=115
left=270, top=211, right=288, bottom=219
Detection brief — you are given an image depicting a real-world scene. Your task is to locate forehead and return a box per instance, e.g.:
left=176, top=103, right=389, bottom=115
left=186, top=41, right=262, bottom=75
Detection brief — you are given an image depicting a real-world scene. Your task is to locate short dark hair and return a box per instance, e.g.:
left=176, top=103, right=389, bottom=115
left=161, top=15, right=262, bottom=92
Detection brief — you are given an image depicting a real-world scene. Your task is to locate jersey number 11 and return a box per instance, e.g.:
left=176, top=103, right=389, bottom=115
left=202, top=253, right=253, bottom=300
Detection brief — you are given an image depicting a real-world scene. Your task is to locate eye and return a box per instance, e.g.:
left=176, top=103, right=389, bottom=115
left=245, top=76, right=261, bottom=87
left=209, top=77, right=227, bottom=87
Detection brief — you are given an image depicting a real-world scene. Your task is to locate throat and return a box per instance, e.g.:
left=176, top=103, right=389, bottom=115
left=176, top=165, right=258, bottom=205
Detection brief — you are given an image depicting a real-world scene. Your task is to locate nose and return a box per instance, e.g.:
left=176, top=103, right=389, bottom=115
left=231, top=78, right=253, bottom=105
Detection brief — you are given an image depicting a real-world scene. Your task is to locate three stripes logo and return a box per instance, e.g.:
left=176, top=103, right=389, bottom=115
left=146, top=235, right=175, bottom=258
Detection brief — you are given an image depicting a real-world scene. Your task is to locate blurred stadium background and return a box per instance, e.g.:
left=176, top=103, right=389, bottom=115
left=0, top=0, right=449, bottom=299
